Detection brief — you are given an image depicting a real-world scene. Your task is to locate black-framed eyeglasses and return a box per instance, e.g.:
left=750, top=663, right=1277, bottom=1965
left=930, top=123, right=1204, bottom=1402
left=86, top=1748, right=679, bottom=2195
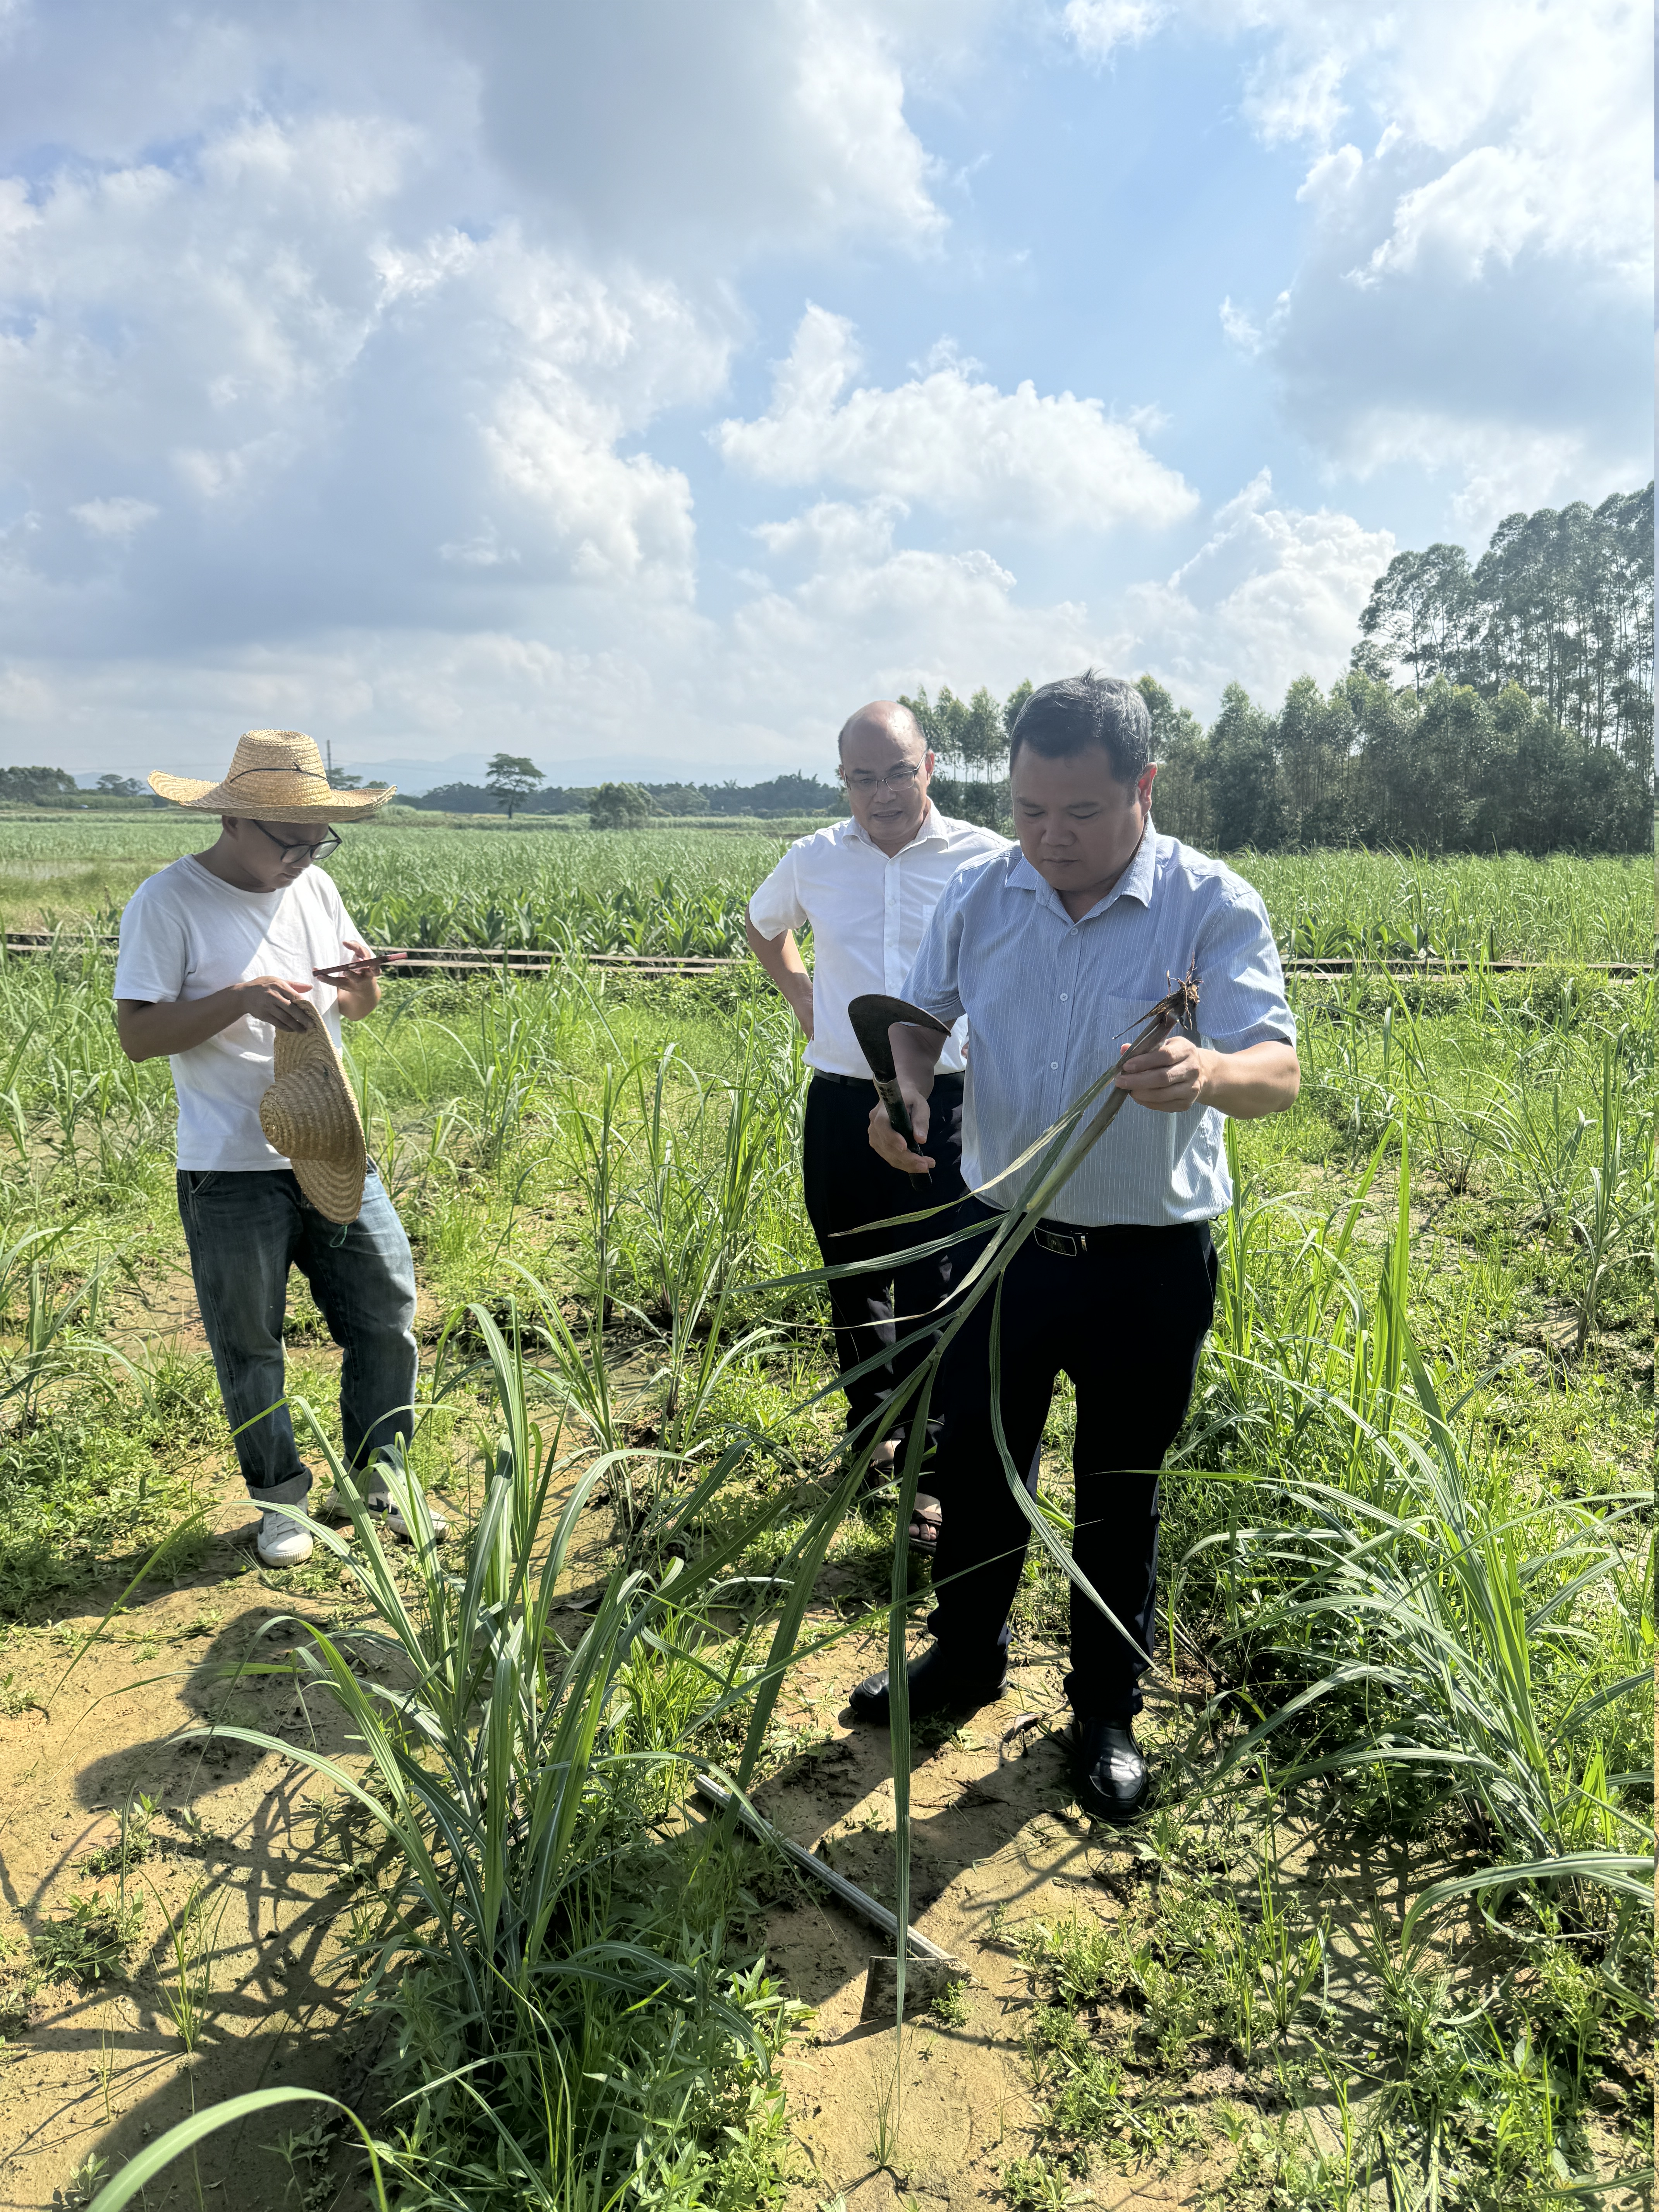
left=839, top=763, right=922, bottom=795
left=249, top=821, right=342, bottom=864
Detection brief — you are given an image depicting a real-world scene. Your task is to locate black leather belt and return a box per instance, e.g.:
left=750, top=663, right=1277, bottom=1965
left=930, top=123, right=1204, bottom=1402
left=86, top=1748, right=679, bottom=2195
left=1027, top=1218, right=1204, bottom=1256
left=967, top=1197, right=1204, bottom=1259
left=812, top=1068, right=963, bottom=1089
left=1032, top=1223, right=1089, bottom=1257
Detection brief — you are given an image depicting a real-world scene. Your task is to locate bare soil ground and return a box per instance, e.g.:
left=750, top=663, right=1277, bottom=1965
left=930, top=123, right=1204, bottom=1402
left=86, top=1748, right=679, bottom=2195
left=747, top=1635, right=1230, bottom=2209
left=5, top=1480, right=1644, bottom=2212
left=0, top=1415, right=1226, bottom=2211
left=0, top=1480, right=372, bottom=2211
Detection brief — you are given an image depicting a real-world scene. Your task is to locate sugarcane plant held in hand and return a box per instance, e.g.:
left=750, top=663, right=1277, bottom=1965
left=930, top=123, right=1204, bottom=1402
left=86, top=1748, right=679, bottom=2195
left=738, top=973, right=1204, bottom=2018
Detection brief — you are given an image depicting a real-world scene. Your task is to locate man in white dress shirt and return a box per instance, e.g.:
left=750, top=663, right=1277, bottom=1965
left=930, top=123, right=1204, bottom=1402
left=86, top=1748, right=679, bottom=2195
left=745, top=702, right=1008, bottom=1544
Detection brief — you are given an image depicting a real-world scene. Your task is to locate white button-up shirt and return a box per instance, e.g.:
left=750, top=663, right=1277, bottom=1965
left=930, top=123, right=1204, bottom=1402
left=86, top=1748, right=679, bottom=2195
left=902, top=824, right=1295, bottom=1225
left=747, top=805, right=1011, bottom=1077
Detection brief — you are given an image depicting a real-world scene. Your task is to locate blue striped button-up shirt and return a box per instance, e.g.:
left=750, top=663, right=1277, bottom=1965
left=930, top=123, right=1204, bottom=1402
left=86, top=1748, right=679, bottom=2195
left=902, top=824, right=1295, bottom=1228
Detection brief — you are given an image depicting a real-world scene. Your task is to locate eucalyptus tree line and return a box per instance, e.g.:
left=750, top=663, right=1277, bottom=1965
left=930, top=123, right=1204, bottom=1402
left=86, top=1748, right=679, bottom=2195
left=1354, top=485, right=1652, bottom=766
left=908, top=484, right=1653, bottom=856
left=900, top=678, right=1030, bottom=829
left=1141, top=670, right=1649, bottom=855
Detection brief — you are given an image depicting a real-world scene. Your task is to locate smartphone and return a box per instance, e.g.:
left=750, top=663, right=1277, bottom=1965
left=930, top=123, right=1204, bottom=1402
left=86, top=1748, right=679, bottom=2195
left=311, top=950, right=407, bottom=984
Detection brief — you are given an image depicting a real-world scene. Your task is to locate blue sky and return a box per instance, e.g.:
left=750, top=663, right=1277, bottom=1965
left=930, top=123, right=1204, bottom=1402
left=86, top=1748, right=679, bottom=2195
left=0, top=0, right=1647, bottom=787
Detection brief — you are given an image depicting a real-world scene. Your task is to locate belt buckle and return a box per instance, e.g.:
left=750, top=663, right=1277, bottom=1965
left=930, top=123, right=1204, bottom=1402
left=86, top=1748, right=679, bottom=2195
left=1034, top=1225, right=1082, bottom=1258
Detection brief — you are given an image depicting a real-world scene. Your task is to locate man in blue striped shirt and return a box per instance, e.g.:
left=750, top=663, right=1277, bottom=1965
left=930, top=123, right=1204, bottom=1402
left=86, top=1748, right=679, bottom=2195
left=847, top=672, right=1299, bottom=1822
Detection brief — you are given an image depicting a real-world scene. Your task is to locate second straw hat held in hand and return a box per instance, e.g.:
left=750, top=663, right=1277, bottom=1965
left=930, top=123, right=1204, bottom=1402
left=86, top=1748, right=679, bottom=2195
left=259, top=1002, right=367, bottom=1223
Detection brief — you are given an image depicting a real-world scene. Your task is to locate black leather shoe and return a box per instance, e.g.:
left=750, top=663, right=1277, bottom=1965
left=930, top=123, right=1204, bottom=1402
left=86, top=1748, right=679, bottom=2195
left=848, top=1641, right=1006, bottom=1726
left=1072, top=1716, right=1149, bottom=1823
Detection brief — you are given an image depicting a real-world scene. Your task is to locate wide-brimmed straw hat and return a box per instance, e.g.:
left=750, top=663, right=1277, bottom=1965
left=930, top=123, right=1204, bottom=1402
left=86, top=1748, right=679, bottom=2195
left=150, top=730, right=395, bottom=823
left=259, top=1002, right=367, bottom=1223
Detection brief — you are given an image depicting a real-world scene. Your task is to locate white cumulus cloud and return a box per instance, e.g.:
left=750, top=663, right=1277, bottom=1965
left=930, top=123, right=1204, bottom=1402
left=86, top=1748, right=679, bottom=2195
left=1063, top=0, right=1170, bottom=57
left=730, top=496, right=1121, bottom=723
left=715, top=306, right=1197, bottom=535
left=0, top=112, right=733, bottom=651
left=1125, top=471, right=1394, bottom=708
left=1077, top=0, right=1650, bottom=514
left=431, top=0, right=951, bottom=263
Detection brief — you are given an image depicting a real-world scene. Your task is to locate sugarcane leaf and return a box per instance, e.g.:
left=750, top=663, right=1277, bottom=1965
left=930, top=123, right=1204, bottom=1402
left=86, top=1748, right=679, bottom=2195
left=86, top=2090, right=390, bottom=2212
left=1402, top=1854, right=1657, bottom=1943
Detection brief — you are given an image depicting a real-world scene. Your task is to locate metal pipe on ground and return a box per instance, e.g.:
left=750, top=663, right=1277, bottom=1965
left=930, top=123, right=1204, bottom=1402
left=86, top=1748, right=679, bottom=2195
left=693, top=1773, right=966, bottom=2022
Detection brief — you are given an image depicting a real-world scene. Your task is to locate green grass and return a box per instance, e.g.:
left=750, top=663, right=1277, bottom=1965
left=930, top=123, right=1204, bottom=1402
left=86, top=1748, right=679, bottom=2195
left=0, top=818, right=1652, bottom=959
left=0, top=1352, right=220, bottom=1614
left=0, top=818, right=799, bottom=950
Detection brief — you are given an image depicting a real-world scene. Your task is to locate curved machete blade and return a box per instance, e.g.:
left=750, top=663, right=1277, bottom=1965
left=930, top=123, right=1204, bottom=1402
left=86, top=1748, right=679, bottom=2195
left=846, top=994, right=952, bottom=1163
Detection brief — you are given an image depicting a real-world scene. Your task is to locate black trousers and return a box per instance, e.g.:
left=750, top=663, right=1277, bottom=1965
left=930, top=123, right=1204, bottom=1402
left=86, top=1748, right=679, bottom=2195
left=801, top=1070, right=966, bottom=1443
left=927, top=1199, right=1218, bottom=1719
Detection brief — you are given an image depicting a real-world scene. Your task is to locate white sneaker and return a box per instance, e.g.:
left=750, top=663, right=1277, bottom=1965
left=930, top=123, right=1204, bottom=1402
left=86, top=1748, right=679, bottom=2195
left=257, top=1510, right=314, bottom=1568
left=363, top=1491, right=448, bottom=1544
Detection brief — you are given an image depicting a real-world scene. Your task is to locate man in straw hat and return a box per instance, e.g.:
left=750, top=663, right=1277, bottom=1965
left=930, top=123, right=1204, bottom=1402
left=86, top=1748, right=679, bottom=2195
left=114, top=729, right=444, bottom=1568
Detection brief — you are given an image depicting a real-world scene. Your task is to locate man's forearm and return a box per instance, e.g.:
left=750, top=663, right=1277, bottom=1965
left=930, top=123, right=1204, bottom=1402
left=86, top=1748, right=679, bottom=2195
left=744, top=913, right=813, bottom=1030
left=744, top=913, right=808, bottom=987
left=1200, top=1041, right=1300, bottom=1119
left=891, top=1022, right=946, bottom=1098
left=117, top=991, right=242, bottom=1061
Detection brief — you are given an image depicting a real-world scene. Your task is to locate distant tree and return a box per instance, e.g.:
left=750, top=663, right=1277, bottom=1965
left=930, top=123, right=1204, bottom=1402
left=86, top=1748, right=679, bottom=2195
left=485, top=752, right=546, bottom=819
left=405, top=782, right=498, bottom=814
left=902, top=684, right=1004, bottom=772
left=1347, top=638, right=1393, bottom=684
left=95, top=773, right=144, bottom=796
left=647, top=782, right=710, bottom=816
left=0, top=765, right=77, bottom=804
left=697, top=773, right=841, bottom=816
left=1356, top=485, right=1653, bottom=765
left=1136, top=676, right=1213, bottom=848
left=1276, top=674, right=1361, bottom=845
left=405, top=780, right=589, bottom=814
left=1207, top=683, right=1283, bottom=849
left=900, top=679, right=1030, bottom=828
left=589, top=781, right=653, bottom=830
left=1356, top=544, right=1477, bottom=695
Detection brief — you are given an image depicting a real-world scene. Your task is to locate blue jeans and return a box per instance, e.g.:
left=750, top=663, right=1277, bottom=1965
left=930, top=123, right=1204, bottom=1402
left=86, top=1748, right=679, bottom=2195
left=177, top=1167, right=419, bottom=1506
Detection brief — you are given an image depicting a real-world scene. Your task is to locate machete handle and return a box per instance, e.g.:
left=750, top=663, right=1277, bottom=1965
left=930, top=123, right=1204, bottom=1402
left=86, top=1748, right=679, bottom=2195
left=872, top=1074, right=917, bottom=1147
left=872, top=1075, right=933, bottom=1186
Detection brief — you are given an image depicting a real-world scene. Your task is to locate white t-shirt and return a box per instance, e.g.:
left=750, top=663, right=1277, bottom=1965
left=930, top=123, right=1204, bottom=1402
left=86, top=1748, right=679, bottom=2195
left=113, top=855, right=360, bottom=1172
left=746, top=805, right=1010, bottom=1077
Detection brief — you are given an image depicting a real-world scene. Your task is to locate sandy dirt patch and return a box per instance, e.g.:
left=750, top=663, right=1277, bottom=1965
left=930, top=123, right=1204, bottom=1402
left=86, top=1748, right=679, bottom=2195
left=741, top=1624, right=1225, bottom=2209
left=0, top=1482, right=377, bottom=2211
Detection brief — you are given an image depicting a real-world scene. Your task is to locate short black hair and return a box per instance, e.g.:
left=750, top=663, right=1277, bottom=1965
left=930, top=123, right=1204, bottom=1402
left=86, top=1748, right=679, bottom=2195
left=1007, top=671, right=1151, bottom=785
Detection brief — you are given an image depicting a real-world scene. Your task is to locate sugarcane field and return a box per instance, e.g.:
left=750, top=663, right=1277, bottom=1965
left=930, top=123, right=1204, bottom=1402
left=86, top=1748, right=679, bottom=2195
left=0, top=810, right=1649, bottom=2212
